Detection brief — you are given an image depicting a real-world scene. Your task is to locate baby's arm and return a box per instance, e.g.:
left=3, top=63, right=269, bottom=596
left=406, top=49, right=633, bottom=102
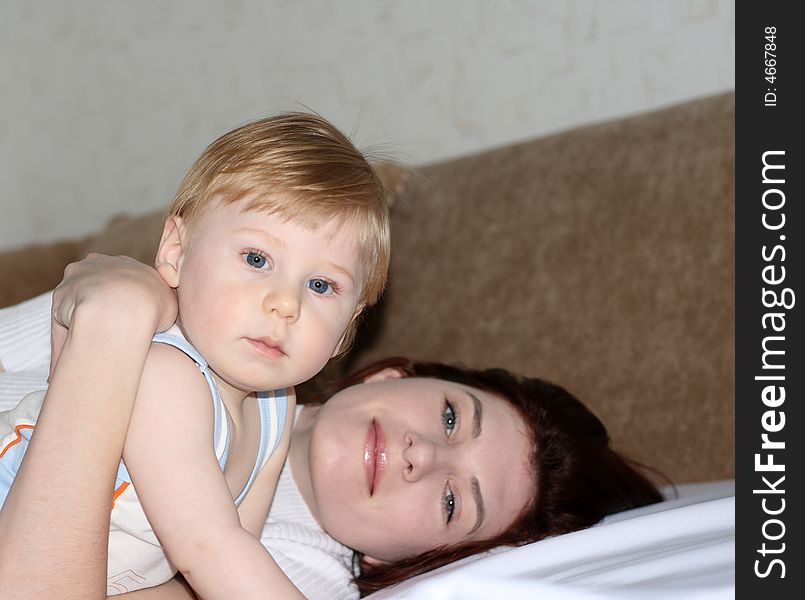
left=124, top=344, right=305, bottom=600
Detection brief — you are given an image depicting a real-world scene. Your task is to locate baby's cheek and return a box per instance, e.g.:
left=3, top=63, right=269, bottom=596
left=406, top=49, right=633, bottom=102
left=311, top=308, right=348, bottom=346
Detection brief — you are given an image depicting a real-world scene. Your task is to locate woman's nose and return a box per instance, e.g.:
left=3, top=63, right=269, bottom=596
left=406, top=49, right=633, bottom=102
left=264, top=283, right=301, bottom=322
left=401, top=433, right=440, bottom=481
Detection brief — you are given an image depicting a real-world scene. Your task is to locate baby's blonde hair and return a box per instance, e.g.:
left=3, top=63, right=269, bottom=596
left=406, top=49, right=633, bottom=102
left=168, top=112, right=390, bottom=314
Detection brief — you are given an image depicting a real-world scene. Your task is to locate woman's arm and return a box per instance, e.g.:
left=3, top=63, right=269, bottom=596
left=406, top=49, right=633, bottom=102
left=0, top=255, right=177, bottom=600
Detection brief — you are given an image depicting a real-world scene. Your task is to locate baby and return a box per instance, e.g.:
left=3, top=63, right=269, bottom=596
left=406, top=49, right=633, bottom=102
left=0, top=113, right=390, bottom=598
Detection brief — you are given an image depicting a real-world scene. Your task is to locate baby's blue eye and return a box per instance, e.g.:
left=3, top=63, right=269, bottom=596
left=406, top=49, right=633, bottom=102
left=442, top=401, right=457, bottom=436
left=443, top=488, right=456, bottom=523
left=307, top=278, right=332, bottom=295
left=244, top=252, right=268, bottom=269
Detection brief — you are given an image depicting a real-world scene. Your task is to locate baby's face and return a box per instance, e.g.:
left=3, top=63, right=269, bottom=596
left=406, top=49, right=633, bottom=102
left=171, top=198, right=363, bottom=395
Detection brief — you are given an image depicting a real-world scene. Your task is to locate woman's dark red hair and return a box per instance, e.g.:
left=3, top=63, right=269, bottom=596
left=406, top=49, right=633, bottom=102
left=318, top=357, right=664, bottom=597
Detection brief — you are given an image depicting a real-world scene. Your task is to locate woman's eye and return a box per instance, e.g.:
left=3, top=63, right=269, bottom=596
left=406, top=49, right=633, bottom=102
left=443, top=486, right=456, bottom=524
left=243, top=251, right=269, bottom=270
left=441, top=400, right=458, bottom=436
left=307, top=278, right=334, bottom=295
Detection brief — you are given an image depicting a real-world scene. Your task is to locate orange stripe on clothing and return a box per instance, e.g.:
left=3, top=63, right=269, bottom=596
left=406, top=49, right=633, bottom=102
left=112, top=481, right=130, bottom=509
left=0, top=424, right=35, bottom=458
left=2, top=422, right=130, bottom=511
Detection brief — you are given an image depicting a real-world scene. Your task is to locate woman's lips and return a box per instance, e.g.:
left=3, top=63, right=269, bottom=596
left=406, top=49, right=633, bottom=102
left=364, top=419, right=387, bottom=496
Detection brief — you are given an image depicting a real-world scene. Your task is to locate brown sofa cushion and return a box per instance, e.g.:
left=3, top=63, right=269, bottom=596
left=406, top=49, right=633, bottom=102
left=345, top=93, right=735, bottom=484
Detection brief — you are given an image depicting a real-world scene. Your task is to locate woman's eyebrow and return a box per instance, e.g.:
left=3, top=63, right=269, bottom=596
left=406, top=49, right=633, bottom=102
left=469, top=476, right=485, bottom=535
left=467, top=391, right=483, bottom=438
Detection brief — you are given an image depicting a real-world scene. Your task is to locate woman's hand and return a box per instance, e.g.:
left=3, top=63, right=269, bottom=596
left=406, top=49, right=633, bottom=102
left=49, top=253, right=178, bottom=380
left=2, top=254, right=179, bottom=599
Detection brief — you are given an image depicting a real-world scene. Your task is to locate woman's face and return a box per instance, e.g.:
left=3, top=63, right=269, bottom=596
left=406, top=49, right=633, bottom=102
left=292, top=369, right=534, bottom=564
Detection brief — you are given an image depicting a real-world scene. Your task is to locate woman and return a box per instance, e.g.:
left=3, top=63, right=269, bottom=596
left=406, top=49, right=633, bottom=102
left=0, top=256, right=662, bottom=599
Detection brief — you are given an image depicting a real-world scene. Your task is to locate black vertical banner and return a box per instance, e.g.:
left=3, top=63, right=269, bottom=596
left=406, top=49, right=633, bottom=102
left=736, top=3, right=804, bottom=598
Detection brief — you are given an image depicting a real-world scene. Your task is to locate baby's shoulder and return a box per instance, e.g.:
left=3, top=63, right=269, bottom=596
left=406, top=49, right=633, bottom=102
left=138, top=341, right=211, bottom=398
left=145, top=339, right=202, bottom=369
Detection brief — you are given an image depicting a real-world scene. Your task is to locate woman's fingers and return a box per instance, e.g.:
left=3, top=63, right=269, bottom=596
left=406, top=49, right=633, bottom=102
left=48, top=319, right=68, bottom=382
left=51, top=253, right=178, bottom=336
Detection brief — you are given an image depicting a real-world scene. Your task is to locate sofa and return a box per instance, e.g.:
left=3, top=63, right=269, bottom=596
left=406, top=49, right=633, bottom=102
left=0, top=92, right=735, bottom=486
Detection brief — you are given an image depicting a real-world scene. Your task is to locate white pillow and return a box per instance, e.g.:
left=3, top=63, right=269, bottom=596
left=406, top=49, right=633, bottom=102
left=366, top=481, right=735, bottom=599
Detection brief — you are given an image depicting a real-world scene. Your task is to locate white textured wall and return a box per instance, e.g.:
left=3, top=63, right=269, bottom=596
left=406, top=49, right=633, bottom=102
left=0, top=0, right=734, bottom=252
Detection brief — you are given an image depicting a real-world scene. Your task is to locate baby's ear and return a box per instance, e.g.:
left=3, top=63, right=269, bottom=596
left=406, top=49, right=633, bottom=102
left=154, top=216, right=187, bottom=289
